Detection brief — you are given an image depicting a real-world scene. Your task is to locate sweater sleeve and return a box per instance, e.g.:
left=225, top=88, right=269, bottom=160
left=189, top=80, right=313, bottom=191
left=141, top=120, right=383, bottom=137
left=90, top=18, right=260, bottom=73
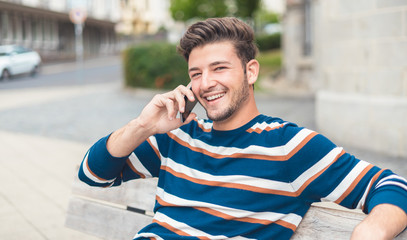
left=78, top=134, right=161, bottom=187
left=298, top=131, right=407, bottom=216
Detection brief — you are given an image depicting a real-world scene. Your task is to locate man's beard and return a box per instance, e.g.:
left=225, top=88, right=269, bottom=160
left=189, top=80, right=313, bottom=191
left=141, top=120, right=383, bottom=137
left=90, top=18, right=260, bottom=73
left=205, top=75, right=250, bottom=122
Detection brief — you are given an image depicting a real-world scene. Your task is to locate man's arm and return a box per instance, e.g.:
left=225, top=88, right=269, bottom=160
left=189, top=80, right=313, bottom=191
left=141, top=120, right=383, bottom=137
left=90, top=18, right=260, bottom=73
left=106, top=85, right=196, bottom=157
left=78, top=85, right=196, bottom=186
left=351, top=204, right=407, bottom=240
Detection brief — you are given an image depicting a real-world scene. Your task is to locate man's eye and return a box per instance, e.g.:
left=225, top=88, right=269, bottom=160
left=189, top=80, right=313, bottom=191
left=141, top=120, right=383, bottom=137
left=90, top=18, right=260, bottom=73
left=191, top=73, right=201, bottom=78
left=215, top=66, right=226, bottom=71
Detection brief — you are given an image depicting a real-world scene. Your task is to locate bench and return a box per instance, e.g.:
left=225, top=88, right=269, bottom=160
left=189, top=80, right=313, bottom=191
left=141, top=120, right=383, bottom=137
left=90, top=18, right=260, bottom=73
left=66, top=177, right=407, bottom=239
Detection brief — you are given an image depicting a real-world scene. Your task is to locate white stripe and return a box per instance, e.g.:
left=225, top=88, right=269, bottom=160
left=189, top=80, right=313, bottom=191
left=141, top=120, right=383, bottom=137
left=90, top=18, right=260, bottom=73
left=157, top=187, right=303, bottom=227
left=128, top=152, right=153, bottom=178
left=148, top=135, right=159, bottom=151
left=162, top=147, right=343, bottom=194
left=376, top=174, right=407, bottom=188
left=196, top=118, right=213, bottom=130
left=133, top=232, right=164, bottom=240
left=376, top=181, right=407, bottom=191
left=162, top=156, right=293, bottom=192
left=248, top=121, right=287, bottom=131
left=357, top=174, right=407, bottom=210
left=154, top=212, right=229, bottom=239
left=134, top=221, right=255, bottom=240
left=82, top=152, right=114, bottom=184
left=290, top=147, right=343, bottom=191
left=321, top=160, right=371, bottom=202
left=356, top=179, right=373, bottom=209
left=171, top=128, right=316, bottom=158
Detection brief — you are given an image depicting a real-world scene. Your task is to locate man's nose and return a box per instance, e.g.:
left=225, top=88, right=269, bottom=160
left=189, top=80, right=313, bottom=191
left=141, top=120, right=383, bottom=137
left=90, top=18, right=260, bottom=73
left=200, top=71, right=216, bottom=90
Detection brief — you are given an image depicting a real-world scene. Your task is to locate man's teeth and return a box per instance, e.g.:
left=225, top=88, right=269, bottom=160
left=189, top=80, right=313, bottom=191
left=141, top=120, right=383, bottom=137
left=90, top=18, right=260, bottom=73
left=206, top=93, right=225, bottom=101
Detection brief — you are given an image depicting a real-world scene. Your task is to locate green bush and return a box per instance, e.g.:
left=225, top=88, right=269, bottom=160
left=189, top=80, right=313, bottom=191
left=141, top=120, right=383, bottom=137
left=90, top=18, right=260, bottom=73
left=122, top=42, right=189, bottom=89
left=256, top=33, right=281, bottom=52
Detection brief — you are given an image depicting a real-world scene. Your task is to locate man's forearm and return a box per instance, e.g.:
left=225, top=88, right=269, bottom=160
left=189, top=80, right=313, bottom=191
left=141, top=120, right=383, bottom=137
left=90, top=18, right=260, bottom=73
left=106, top=118, right=154, bottom=158
left=351, top=204, right=407, bottom=240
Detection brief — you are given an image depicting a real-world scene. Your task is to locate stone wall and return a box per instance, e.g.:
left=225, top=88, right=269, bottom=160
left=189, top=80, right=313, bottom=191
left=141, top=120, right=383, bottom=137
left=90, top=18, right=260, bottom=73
left=313, top=0, right=407, bottom=157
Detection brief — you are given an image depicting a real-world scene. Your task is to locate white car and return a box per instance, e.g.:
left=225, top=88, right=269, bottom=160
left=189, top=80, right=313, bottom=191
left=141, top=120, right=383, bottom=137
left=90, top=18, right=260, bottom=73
left=0, top=45, right=41, bottom=80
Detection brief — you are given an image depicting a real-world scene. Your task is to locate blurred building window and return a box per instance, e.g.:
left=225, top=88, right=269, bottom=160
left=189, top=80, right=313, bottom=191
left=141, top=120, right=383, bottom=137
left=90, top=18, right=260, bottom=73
left=0, top=12, right=6, bottom=40
left=22, top=18, right=27, bottom=41
left=32, top=20, right=37, bottom=41
left=12, top=14, right=18, bottom=41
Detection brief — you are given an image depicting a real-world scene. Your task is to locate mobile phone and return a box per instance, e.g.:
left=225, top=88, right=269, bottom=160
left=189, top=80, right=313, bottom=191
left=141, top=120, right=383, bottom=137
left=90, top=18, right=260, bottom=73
left=181, top=88, right=197, bottom=122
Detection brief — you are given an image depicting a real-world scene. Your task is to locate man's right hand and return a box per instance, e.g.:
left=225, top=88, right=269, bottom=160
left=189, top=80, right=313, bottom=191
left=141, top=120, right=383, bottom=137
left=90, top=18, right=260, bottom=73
left=106, top=85, right=196, bottom=158
left=138, top=85, right=196, bottom=135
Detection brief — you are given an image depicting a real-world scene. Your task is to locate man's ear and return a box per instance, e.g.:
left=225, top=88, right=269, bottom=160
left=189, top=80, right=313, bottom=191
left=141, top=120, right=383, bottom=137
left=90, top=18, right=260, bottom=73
left=246, top=59, right=260, bottom=85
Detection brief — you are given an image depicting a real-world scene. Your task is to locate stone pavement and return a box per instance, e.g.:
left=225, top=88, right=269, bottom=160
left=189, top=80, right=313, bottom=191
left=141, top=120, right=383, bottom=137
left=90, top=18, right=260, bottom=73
left=0, top=57, right=405, bottom=240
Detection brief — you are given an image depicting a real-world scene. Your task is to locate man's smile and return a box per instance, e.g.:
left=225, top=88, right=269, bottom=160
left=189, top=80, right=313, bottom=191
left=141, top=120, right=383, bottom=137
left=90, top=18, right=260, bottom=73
left=205, top=92, right=226, bottom=101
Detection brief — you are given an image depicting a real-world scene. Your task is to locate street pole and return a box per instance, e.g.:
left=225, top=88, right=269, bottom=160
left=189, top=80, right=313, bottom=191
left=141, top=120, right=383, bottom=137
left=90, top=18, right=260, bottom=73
left=70, top=7, right=87, bottom=83
left=75, top=23, right=84, bottom=83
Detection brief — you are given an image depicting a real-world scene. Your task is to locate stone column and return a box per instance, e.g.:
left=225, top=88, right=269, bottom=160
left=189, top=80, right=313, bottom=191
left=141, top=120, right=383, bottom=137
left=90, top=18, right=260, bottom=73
left=315, top=0, right=407, bottom=157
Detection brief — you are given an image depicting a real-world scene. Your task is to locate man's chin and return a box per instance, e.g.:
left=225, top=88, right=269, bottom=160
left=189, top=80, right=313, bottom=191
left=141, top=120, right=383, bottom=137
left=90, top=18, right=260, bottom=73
left=206, top=110, right=233, bottom=122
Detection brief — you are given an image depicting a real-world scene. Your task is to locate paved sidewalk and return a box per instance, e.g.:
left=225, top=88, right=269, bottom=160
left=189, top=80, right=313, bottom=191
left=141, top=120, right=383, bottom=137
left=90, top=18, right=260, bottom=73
left=0, top=58, right=405, bottom=240
left=0, top=130, right=100, bottom=240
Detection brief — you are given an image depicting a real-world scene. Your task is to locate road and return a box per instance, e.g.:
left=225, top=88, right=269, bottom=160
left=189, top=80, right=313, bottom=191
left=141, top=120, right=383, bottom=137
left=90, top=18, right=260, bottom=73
left=0, top=56, right=317, bottom=145
left=0, top=56, right=121, bottom=90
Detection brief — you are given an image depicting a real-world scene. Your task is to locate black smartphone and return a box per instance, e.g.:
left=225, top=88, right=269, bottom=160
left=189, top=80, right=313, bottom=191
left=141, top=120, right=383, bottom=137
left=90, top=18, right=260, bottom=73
left=181, top=88, right=197, bottom=122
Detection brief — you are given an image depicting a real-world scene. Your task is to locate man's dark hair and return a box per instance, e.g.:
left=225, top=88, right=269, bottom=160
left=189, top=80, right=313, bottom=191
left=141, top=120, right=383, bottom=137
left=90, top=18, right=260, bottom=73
left=177, top=17, right=258, bottom=67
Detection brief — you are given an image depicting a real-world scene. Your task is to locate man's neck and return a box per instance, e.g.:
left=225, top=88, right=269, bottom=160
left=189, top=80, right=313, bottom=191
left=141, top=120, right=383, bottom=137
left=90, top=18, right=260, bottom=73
left=212, top=101, right=260, bottom=131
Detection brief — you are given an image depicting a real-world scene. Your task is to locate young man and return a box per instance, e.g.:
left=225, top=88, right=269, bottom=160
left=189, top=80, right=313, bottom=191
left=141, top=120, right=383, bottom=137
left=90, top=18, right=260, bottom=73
left=79, top=17, right=407, bottom=239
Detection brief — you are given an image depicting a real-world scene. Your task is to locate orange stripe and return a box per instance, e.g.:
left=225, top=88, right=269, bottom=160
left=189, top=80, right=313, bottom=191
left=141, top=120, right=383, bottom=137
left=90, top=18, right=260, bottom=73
left=157, top=195, right=297, bottom=232
left=197, top=207, right=297, bottom=232
left=246, top=123, right=285, bottom=133
left=195, top=119, right=212, bottom=132
left=156, top=195, right=177, bottom=207
left=167, top=131, right=318, bottom=162
left=294, top=149, right=346, bottom=196
left=161, top=150, right=344, bottom=197
left=153, top=219, right=211, bottom=240
left=334, top=164, right=374, bottom=204
left=126, top=158, right=146, bottom=178
left=85, top=156, right=108, bottom=181
left=147, top=138, right=160, bottom=159
left=362, top=168, right=386, bottom=212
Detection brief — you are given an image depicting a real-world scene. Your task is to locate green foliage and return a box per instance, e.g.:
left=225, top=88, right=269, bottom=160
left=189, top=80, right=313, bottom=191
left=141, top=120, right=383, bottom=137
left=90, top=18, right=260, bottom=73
left=256, top=49, right=282, bottom=89
left=256, top=8, right=280, bottom=24
left=170, top=0, right=261, bottom=21
left=234, top=0, right=260, bottom=18
left=257, top=50, right=282, bottom=71
left=170, top=0, right=228, bottom=21
left=122, top=43, right=189, bottom=89
left=256, top=33, right=281, bottom=52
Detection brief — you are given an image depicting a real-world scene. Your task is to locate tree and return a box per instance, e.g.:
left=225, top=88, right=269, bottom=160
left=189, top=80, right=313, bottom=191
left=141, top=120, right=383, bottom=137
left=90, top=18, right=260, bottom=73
left=170, top=0, right=262, bottom=22
left=234, top=0, right=260, bottom=19
left=170, top=0, right=229, bottom=22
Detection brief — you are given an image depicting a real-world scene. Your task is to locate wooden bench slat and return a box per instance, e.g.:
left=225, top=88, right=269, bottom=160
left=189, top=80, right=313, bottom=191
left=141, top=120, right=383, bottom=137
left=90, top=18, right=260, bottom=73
left=71, top=178, right=157, bottom=212
left=65, top=197, right=153, bottom=240
left=67, top=178, right=407, bottom=239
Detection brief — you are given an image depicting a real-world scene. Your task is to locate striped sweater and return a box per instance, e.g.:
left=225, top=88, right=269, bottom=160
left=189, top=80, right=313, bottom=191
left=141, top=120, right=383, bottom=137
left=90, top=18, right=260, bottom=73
left=79, top=114, right=407, bottom=240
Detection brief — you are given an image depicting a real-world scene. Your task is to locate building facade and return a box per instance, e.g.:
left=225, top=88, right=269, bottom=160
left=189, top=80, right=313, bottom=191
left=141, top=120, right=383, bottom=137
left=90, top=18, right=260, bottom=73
left=283, top=0, right=407, bottom=157
left=0, top=0, right=120, bottom=62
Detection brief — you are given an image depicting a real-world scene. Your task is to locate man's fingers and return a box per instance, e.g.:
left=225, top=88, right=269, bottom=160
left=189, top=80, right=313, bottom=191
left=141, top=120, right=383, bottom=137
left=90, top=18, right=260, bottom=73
left=175, top=85, right=195, bottom=113
left=165, top=98, right=177, bottom=120
left=183, top=112, right=197, bottom=125
left=174, top=87, right=186, bottom=113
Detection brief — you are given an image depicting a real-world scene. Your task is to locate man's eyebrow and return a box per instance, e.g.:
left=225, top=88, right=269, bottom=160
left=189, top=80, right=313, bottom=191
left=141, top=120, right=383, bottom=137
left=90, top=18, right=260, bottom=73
left=188, top=61, right=231, bottom=73
left=210, top=61, right=231, bottom=67
left=188, top=67, right=200, bottom=73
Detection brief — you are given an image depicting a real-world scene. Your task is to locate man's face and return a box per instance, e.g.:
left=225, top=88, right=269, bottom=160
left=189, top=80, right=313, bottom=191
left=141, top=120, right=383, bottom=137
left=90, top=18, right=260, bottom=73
left=188, top=41, right=251, bottom=123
